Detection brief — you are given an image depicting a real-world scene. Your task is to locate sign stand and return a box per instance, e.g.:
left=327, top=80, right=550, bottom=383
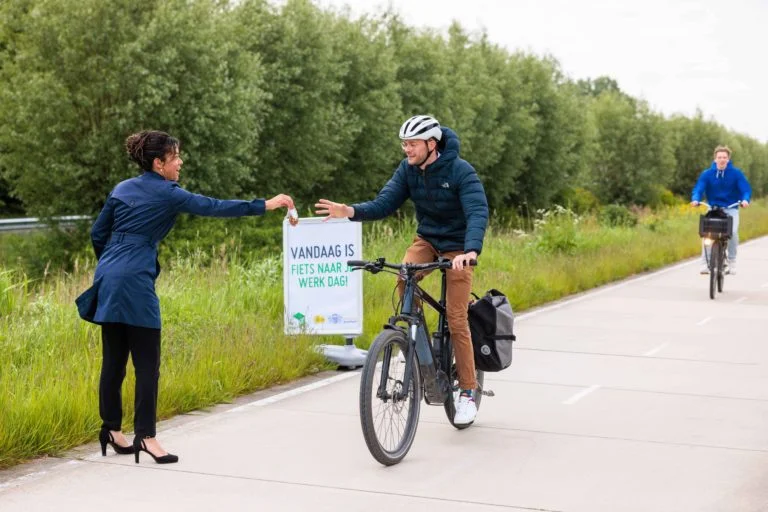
left=318, top=337, right=367, bottom=370
left=283, top=217, right=367, bottom=368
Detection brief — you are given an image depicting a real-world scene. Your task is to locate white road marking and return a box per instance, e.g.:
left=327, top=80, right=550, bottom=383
left=761, top=282, right=768, bottom=288
left=563, top=385, right=601, bottom=405
left=226, top=372, right=359, bottom=413
left=696, top=317, right=712, bottom=326
left=734, top=297, right=747, bottom=304
left=644, top=343, right=669, bottom=357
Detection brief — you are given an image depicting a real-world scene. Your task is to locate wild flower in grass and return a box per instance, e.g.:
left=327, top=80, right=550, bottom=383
left=534, top=205, right=581, bottom=254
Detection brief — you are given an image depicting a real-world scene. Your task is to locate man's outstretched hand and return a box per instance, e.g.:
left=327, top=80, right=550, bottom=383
left=315, top=199, right=354, bottom=221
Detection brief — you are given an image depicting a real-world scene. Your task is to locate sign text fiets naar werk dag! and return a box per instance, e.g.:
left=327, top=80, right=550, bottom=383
left=282, top=217, right=363, bottom=335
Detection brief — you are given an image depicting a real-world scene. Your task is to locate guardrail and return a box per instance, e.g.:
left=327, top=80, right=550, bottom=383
left=0, top=215, right=91, bottom=233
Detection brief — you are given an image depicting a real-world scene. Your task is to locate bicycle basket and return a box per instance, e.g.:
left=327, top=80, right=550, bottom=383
left=699, top=212, right=732, bottom=239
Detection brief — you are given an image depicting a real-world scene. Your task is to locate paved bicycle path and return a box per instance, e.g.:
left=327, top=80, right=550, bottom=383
left=2, top=237, right=768, bottom=512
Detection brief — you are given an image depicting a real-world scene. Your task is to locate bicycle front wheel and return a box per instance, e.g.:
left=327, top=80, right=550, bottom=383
left=442, top=336, right=484, bottom=429
left=709, top=241, right=720, bottom=300
left=359, top=329, right=422, bottom=466
left=717, top=241, right=727, bottom=293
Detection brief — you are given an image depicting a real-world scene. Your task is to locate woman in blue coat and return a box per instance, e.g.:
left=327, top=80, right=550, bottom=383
left=76, top=130, right=294, bottom=464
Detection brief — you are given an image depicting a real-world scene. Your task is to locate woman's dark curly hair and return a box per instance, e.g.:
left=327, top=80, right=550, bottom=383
left=125, top=130, right=179, bottom=171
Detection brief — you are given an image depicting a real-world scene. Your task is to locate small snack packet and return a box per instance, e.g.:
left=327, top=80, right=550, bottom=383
left=287, top=208, right=299, bottom=226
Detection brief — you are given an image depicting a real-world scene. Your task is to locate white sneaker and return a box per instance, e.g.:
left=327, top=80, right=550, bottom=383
left=726, top=261, right=736, bottom=275
left=699, top=265, right=709, bottom=275
left=453, top=393, right=477, bottom=425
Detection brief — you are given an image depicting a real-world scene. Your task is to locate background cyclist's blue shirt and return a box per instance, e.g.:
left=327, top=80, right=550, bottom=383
left=350, top=127, right=489, bottom=255
left=691, top=161, right=751, bottom=207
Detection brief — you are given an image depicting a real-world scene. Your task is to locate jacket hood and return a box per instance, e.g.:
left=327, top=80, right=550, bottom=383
left=437, top=127, right=460, bottom=159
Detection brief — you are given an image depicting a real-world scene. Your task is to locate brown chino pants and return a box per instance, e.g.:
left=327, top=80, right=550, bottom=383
left=398, top=237, right=477, bottom=390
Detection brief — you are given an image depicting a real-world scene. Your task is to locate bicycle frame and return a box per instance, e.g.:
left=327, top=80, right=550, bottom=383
left=349, top=258, right=456, bottom=405
left=385, top=265, right=451, bottom=405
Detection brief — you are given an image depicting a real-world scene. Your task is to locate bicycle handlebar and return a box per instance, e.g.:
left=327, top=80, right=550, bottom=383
left=697, top=201, right=742, bottom=210
left=347, top=257, right=477, bottom=274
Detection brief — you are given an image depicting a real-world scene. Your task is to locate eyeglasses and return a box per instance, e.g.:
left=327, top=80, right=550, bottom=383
left=400, top=140, right=426, bottom=150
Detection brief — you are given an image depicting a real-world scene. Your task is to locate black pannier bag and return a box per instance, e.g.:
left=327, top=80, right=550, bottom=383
left=468, top=289, right=516, bottom=372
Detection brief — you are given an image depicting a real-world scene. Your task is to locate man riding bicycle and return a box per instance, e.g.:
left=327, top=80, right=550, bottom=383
left=315, top=115, right=489, bottom=425
left=690, top=145, right=751, bottom=275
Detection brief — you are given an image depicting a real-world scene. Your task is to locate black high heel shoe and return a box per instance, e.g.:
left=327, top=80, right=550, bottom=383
left=99, top=427, right=135, bottom=456
left=133, top=436, right=179, bottom=464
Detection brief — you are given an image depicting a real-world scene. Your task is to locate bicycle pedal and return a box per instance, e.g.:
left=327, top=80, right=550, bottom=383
left=481, top=389, right=495, bottom=397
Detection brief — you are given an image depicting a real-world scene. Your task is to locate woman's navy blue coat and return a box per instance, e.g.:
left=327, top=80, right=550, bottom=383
left=76, top=171, right=265, bottom=329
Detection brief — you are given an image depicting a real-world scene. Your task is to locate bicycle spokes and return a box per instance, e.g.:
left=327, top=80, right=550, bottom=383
left=359, top=330, right=422, bottom=465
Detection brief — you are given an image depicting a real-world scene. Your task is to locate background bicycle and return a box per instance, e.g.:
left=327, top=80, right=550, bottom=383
left=698, top=201, right=739, bottom=299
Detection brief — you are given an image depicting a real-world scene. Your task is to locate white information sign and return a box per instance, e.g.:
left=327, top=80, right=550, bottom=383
left=283, top=217, right=363, bottom=335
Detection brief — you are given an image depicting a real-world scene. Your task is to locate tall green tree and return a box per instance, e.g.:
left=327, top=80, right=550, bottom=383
left=728, top=134, right=768, bottom=197
left=0, top=0, right=35, bottom=215
left=322, top=13, right=403, bottom=202
left=667, top=112, right=725, bottom=196
left=586, top=92, right=675, bottom=205
left=509, top=57, right=589, bottom=208
left=232, top=0, right=360, bottom=204
left=0, top=0, right=267, bottom=218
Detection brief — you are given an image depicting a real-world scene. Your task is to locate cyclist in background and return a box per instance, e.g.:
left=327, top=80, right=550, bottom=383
left=690, top=145, right=751, bottom=275
left=315, top=115, right=489, bottom=424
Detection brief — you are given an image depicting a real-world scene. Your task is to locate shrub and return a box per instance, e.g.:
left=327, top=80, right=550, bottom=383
left=647, top=185, right=681, bottom=209
left=599, top=204, right=638, bottom=227
left=558, top=186, right=600, bottom=214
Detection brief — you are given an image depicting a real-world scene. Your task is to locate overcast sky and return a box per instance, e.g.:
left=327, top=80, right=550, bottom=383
left=316, top=0, right=768, bottom=143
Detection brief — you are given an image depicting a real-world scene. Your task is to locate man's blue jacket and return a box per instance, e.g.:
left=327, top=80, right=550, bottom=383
left=350, top=127, right=489, bottom=254
left=76, top=171, right=265, bottom=329
left=691, top=161, right=751, bottom=207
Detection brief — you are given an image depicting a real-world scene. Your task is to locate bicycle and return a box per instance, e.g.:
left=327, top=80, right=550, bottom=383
left=348, top=257, right=488, bottom=466
left=697, top=202, right=739, bottom=300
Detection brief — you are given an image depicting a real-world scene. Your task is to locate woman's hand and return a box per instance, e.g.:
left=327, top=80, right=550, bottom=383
left=314, top=199, right=354, bottom=221
left=265, top=194, right=295, bottom=211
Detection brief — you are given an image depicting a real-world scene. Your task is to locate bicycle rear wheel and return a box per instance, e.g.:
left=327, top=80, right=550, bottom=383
left=442, top=336, right=484, bottom=429
left=709, top=242, right=720, bottom=300
left=359, top=329, right=422, bottom=466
